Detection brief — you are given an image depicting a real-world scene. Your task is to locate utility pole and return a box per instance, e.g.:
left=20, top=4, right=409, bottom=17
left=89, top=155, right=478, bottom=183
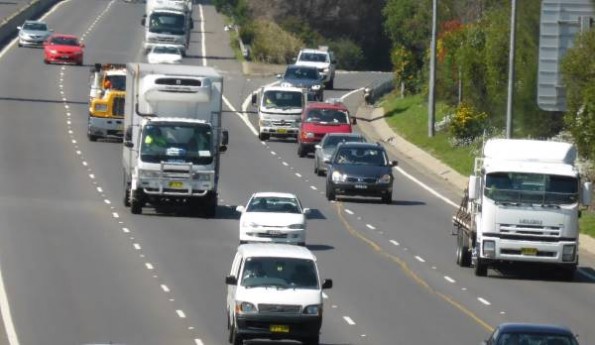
left=505, top=0, right=517, bottom=138
left=428, top=0, right=437, bottom=137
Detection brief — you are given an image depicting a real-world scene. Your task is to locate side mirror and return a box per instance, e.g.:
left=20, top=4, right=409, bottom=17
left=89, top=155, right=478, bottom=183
left=221, top=129, right=229, bottom=146
left=81, top=43, right=85, bottom=48
left=303, top=208, right=311, bottom=215
left=124, top=141, right=134, bottom=148
left=468, top=175, right=481, bottom=200
left=351, top=117, right=357, bottom=125
left=219, top=145, right=227, bottom=153
left=390, top=160, right=398, bottom=167
left=292, top=57, right=297, bottom=63
left=582, top=181, right=592, bottom=206
left=323, top=159, right=331, bottom=164
left=275, top=74, right=282, bottom=79
left=251, top=93, right=257, bottom=106
left=225, top=275, right=237, bottom=285
left=17, top=26, right=21, bottom=30
left=314, top=144, right=321, bottom=150
left=124, top=126, right=133, bottom=142
left=236, top=205, right=245, bottom=213
left=322, top=279, right=333, bottom=289
left=141, top=18, right=146, bottom=26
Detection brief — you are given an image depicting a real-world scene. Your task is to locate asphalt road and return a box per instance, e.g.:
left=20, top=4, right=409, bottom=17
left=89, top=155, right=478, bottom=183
left=0, top=1, right=593, bottom=345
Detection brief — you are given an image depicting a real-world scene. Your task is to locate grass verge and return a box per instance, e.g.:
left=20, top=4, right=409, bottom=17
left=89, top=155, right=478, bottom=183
left=580, top=210, right=595, bottom=238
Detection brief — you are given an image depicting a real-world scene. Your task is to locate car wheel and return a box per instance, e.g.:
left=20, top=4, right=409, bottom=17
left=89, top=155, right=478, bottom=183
left=326, top=78, right=334, bottom=90
left=474, top=258, right=488, bottom=277
left=326, top=186, right=335, bottom=201
left=303, top=336, right=320, bottom=345
left=297, top=144, right=306, bottom=158
left=203, top=192, right=217, bottom=218
left=382, top=191, right=392, bottom=204
left=18, top=43, right=22, bottom=47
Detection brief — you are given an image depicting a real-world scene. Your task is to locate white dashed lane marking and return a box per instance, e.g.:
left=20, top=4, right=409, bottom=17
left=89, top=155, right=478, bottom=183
left=365, top=224, right=375, bottom=230
left=176, top=310, right=186, bottom=319
left=145, top=263, right=154, bottom=270
left=295, top=173, right=302, bottom=178
left=478, top=297, right=491, bottom=306
left=444, top=276, right=456, bottom=283
left=112, top=212, right=119, bottom=218
left=343, top=316, right=356, bottom=325
left=133, top=243, right=141, bottom=250
left=414, top=256, right=426, bottom=263
left=344, top=209, right=354, bottom=215
left=310, top=186, right=317, bottom=191
left=161, top=284, right=170, bottom=293
left=389, top=240, right=399, bottom=246
left=282, top=162, right=288, bottom=166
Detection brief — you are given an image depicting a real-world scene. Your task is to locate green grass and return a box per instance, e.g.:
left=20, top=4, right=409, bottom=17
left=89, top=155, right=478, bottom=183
left=381, top=92, right=595, bottom=237
left=381, top=93, right=476, bottom=176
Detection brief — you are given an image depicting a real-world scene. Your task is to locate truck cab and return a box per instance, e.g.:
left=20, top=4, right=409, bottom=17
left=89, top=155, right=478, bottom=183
left=88, top=63, right=126, bottom=141
left=251, top=86, right=305, bottom=141
left=297, top=99, right=356, bottom=157
left=142, top=1, right=192, bottom=55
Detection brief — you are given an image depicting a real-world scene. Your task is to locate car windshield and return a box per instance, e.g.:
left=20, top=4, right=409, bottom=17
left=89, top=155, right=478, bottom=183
left=305, top=109, right=349, bottom=124
left=333, top=147, right=387, bottom=166
left=262, top=90, right=303, bottom=109
left=300, top=53, right=328, bottom=63
left=497, top=333, right=578, bottom=345
left=105, top=75, right=126, bottom=91
left=140, top=123, right=213, bottom=164
left=51, top=37, right=79, bottom=46
left=246, top=196, right=301, bottom=213
left=285, top=67, right=319, bottom=80
left=23, top=23, right=47, bottom=31
left=484, top=172, right=579, bottom=205
left=323, top=135, right=365, bottom=149
left=148, top=13, right=186, bottom=35
left=241, top=257, right=318, bottom=289
left=153, top=46, right=181, bottom=55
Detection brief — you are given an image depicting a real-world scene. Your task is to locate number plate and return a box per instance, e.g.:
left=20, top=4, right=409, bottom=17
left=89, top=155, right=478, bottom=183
left=270, top=325, right=289, bottom=333
left=354, top=184, right=367, bottom=189
left=168, top=181, right=184, bottom=189
left=277, top=128, right=287, bottom=134
left=116, top=124, right=124, bottom=131
left=521, top=248, right=537, bottom=256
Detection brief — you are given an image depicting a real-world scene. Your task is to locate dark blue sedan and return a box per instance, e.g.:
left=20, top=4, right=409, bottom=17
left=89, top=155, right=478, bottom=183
left=483, top=323, right=579, bottom=345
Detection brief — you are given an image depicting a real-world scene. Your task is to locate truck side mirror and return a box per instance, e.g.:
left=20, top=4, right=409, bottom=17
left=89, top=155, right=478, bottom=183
left=124, top=141, right=134, bottom=148
left=221, top=129, right=229, bottom=146
left=322, top=279, right=333, bottom=289
left=251, top=93, right=257, bottom=106
left=225, top=275, right=237, bottom=285
left=124, top=126, right=133, bottom=142
left=468, top=176, right=481, bottom=200
left=190, top=20, right=194, bottom=30
left=582, top=181, right=592, bottom=206
left=141, top=17, right=146, bottom=26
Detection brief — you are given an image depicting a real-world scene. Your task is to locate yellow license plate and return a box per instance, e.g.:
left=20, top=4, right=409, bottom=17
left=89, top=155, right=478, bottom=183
left=169, top=181, right=184, bottom=189
left=277, top=128, right=287, bottom=134
left=270, top=325, right=289, bottom=333
left=521, top=248, right=537, bottom=256
left=116, top=124, right=124, bottom=131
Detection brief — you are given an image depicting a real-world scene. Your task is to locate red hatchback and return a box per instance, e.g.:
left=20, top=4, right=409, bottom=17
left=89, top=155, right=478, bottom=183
left=297, top=100, right=356, bottom=157
left=43, top=34, right=84, bottom=65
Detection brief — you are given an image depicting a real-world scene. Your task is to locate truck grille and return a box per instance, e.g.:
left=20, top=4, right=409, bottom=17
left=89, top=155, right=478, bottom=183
left=258, top=304, right=301, bottom=313
left=498, top=224, right=561, bottom=237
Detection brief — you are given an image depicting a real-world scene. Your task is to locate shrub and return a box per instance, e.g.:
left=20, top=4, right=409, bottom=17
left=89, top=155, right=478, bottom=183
left=328, top=38, right=364, bottom=70
left=249, top=20, right=303, bottom=64
left=449, top=102, right=488, bottom=145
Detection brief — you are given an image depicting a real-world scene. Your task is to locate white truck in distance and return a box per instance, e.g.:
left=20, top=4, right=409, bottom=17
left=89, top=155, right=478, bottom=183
left=122, top=63, right=228, bottom=217
left=142, top=0, right=193, bottom=55
left=251, top=85, right=306, bottom=141
left=453, top=139, right=592, bottom=280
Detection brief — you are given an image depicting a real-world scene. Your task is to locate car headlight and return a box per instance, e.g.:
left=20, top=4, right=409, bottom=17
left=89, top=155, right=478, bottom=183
left=242, top=220, right=259, bottom=228
left=304, top=132, right=314, bottom=138
left=311, top=84, right=321, bottom=91
left=49, top=49, right=58, bottom=54
left=323, top=68, right=329, bottom=73
left=288, top=224, right=304, bottom=229
left=138, top=170, right=160, bottom=179
left=304, top=304, right=321, bottom=315
left=236, top=301, right=257, bottom=314
left=378, top=174, right=392, bottom=184
left=332, top=171, right=347, bottom=183
left=94, top=104, right=108, bottom=112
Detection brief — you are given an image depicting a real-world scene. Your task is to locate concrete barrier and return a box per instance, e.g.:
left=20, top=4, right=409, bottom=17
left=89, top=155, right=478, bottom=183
left=0, top=0, right=63, bottom=46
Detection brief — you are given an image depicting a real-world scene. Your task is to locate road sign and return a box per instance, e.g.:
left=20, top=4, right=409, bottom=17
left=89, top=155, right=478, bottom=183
left=537, top=0, right=594, bottom=112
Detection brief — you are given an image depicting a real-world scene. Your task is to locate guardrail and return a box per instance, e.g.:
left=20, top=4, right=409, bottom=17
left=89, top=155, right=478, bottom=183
left=0, top=0, right=63, bottom=46
left=363, top=75, right=395, bottom=105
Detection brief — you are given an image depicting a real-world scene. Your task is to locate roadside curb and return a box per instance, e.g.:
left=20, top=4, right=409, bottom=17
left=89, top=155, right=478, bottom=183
left=354, top=102, right=595, bottom=257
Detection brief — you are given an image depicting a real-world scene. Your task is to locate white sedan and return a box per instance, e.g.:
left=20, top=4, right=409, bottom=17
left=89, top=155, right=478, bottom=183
left=236, top=192, right=310, bottom=246
left=147, top=45, right=183, bottom=64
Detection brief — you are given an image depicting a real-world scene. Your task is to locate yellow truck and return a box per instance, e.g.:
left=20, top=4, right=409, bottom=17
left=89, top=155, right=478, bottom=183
left=87, top=63, right=126, bottom=141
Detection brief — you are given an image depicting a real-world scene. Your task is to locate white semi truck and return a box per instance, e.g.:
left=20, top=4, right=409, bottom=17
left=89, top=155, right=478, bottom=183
left=122, top=63, right=228, bottom=217
left=452, top=138, right=592, bottom=280
left=251, top=85, right=306, bottom=141
left=142, top=0, right=193, bottom=55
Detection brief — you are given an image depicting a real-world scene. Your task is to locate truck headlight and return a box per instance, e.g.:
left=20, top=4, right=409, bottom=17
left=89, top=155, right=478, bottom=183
left=236, top=301, right=257, bottom=314
left=482, top=240, right=496, bottom=258
left=94, top=104, right=108, bottom=112
left=304, top=304, right=321, bottom=315
left=192, top=173, right=211, bottom=181
left=288, top=224, right=304, bottom=229
left=378, top=174, right=392, bottom=184
left=311, top=84, right=321, bottom=91
left=562, top=245, right=576, bottom=262
left=332, top=171, right=346, bottom=183
left=139, top=170, right=159, bottom=179
left=260, top=120, right=272, bottom=127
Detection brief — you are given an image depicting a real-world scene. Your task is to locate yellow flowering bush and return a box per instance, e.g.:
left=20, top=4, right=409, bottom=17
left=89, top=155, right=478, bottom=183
left=449, top=102, right=488, bottom=143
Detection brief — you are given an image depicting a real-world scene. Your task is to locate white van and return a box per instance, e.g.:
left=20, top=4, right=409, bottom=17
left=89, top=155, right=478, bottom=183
left=225, top=244, right=332, bottom=345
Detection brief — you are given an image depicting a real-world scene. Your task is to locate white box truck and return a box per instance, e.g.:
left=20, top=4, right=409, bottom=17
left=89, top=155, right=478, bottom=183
left=122, top=63, right=228, bottom=217
left=453, top=138, right=592, bottom=280
left=142, top=0, right=193, bottom=55
left=251, top=85, right=306, bottom=141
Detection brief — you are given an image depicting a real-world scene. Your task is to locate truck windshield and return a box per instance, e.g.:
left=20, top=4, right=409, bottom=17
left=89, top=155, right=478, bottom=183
left=484, top=172, right=579, bottom=205
left=140, top=123, right=213, bottom=165
left=262, top=90, right=303, bottom=110
left=105, top=75, right=125, bottom=91
left=149, top=13, right=186, bottom=35
left=241, top=257, right=318, bottom=289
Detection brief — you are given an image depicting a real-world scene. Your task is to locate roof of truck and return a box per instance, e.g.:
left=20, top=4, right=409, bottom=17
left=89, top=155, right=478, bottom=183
left=127, top=63, right=222, bottom=80
left=483, top=139, right=576, bottom=165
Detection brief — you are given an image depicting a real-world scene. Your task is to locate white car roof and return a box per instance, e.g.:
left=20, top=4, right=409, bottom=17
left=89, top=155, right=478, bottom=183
left=250, top=192, right=299, bottom=199
left=299, top=48, right=330, bottom=55
left=238, top=243, right=317, bottom=261
left=262, top=85, right=303, bottom=93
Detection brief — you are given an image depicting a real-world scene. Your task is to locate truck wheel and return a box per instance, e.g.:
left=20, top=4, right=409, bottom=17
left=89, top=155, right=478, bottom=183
left=456, top=229, right=471, bottom=267
left=297, top=145, right=306, bottom=158
left=203, top=192, right=217, bottom=218
left=474, top=259, right=488, bottom=277
left=258, top=132, right=269, bottom=141
left=326, top=78, right=334, bottom=90
left=88, top=132, right=98, bottom=142
left=130, top=191, right=143, bottom=215
left=559, top=266, right=576, bottom=282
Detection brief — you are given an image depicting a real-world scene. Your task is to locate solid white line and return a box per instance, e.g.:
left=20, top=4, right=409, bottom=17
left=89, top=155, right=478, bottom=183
left=478, top=297, right=491, bottom=306
left=343, top=316, right=356, bottom=325
left=194, top=339, right=204, bottom=345
left=133, top=243, right=141, bottom=250
left=395, top=167, right=459, bottom=208
left=389, top=240, right=400, bottom=246
left=414, top=256, right=426, bottom=263
left=340, top=87, right=365, bottom=101
left=199, top=5, right=207, bottom=67
left=444, top=276, right=456, bottom=283
left=161, top=284, right=170, bottom=293
left=0, top=264, right=19, bottom=345
left=366, top=224, right=376, bottom=230
left=344, top=209, right=354, bottom=215
left=145, top=263, right=154, bottom=270
left=176, top=309, right=186, bottom=318
left=310, top=186, right=317, bottom=191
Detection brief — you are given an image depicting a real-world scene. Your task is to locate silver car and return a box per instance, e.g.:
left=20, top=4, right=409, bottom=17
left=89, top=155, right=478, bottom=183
left=314, top=133, right=366, bottom=176
left=17, top=20, right=52, bottom=47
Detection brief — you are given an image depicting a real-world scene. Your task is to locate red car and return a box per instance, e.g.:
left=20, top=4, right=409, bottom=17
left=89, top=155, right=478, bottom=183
left=297, top=99, right=356, bottom=157
left=43, top=34, right=84, bottom=65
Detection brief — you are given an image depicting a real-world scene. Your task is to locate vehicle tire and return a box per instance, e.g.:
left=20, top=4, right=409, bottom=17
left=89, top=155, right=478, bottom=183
left=258, top=132, right=269, bottom=141
left=317, top=168, right=325, bottom=177
left=203, top=192, right=217, bottom=218
left=43, top=59, right=49, bottom=64
left=230, top=324, right=243, bottom=345
left=304, top=336, right=320, bottom=345
left=88, top=132, right=98, bottom=142
left=298, top=242, right=306, bottom=247
left=130, top=191, right=143, bottom=215
left=382, top=191, right=392, bottom=204
left=239, top=240, right=247, bottom=245
left=559, top=266, right=576, bottom=282
left=474, top=258, right=488, bottom=277
left=124, top=186, right=131, bottom=207
left=18, top=43, right=22, bottom=48
left=326, top=78, right=334, bottom=90
left=326, top=186, right=335, bottom=201
left=314, top=161, right=318, bottom=174
left=456, top=229, right=471, bottom=267
left=297, top=144, right=306, bottom=158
